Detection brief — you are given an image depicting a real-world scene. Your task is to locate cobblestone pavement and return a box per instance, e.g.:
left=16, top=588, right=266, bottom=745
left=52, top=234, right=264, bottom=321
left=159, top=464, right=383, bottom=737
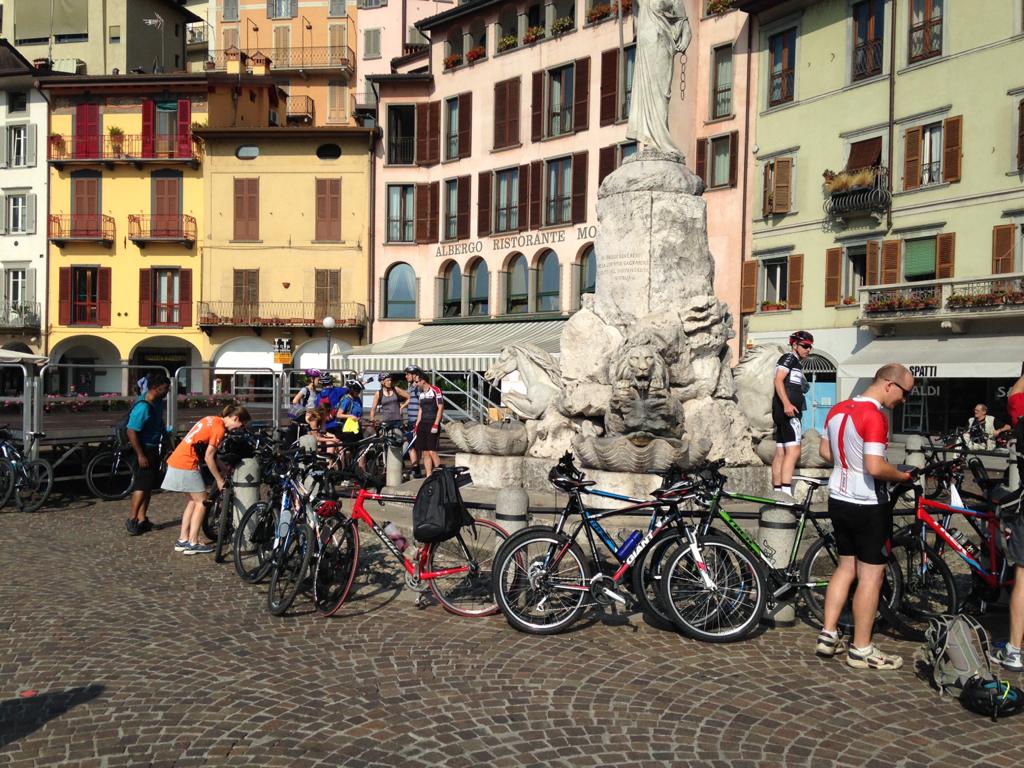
left=1, top=494, right=1021, bottom=768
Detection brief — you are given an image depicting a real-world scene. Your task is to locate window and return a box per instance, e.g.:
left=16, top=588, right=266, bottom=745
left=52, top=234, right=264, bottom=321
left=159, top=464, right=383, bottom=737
left=233, top=178, right=259, bottom=240
left=386, top=184, right=414, bottom=242
left=269, top=0, right=296, bottom=19
left=386, top=105, right=415, bottom=165
left=852, top=0, right=884, bottom=80
left=909, top=0, right=942, bottom=63
left=694, top=132, right=738, bottom=190
left=384, top=263, right=417, bottom=318
left=469, top=260, right=489, bottom=316
left=442, top=262, right=462, bottom=317
left=364, top=28, right=381, bottom=59
left=622, top=46, right=636, bottom=120
left=236, top=145, right=259, bottom=159
left=493, top=77, right=521, bottom=150
left=72, top=267, right=99, bottom=324
left=709, top=135, right=732, bottom=188
left=223, top=0, right=239, bottom=21
left=316, top=143, right=342, bottom=160
left=315, top=269, right=341, bottom=318
left=8, top=125, right=27, bottom=167
left=768, top=28, right=796, bottom=107
left=904, top=116, right=961, bottom=190
left=506, top=255, right=528, bottom=314
left=579, top=246, right=596, bottom=297
left=620, top=141, right=638, bottom=162
left=445, top=97, right=459, bottom=161
left=762, top=258, right=789, bottom=307
left=599, top=141, right=639, bottom=185
left=155, top=102, right=179, bottom=154
left=548, top=65, right=575, bottom=137
left=494, top=168, right=519, bottom=233
left=536, top=251, right=560, bottom=313
left=444, top=179, right=459, bottom=240
left=233, top=269, right=259, bottom=317
left=546, top=156, right=572, bottom=226
left=327, top=81, right=348, bottom=124
left=7, top=92, right=27, bottom=114
left=6, top=194, right=27, bottom=233
left=153, top=269, right=181, bottom=326
left=904, top=236, right=936, bottom=281
left=761, top=157, right=794, bottom=215
left=7, top=269, right=27, bottom=307
left=315, top=178, right=342, bottom=241
left=711, top=45, right=733, bottom=118
left=920, top=122, right=942, bottom=185
left=332, top=0, right=351, bottom=15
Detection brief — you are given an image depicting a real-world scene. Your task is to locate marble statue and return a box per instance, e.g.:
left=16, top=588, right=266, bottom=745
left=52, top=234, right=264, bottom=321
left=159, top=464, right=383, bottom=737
left=445, top=420, right=528, bottom=456
left=483, top=344, right=561, bottom=421
left=627, top=0, right=692, bottom=156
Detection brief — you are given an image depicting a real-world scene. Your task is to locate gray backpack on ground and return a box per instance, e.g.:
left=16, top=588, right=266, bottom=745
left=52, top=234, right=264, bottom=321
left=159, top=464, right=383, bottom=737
left=919, top=614, right=994, bottom=695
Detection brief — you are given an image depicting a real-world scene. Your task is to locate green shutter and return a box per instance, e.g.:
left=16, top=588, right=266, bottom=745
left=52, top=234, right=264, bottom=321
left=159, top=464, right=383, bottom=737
left=903, top=237, right=936, bottom=279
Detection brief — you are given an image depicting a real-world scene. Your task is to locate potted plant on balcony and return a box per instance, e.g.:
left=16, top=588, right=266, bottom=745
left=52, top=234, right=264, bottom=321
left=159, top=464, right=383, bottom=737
left=498, top=34, right=518, bottom=53
left=551, top=16, right=575, bottom=36
left=108, top=125, right=125, bottom=156
left=523, top=25, right=546, bottom=44
left=618, top=0, right=634, bottom=13
left=588, top=3, right=613, bottom=23
left=466, top=45, right=486, bottom=63
left=1005, top=290, right=1024, bottom=305
left=760, top=300, right=788, bottom=312
left=706, top=0, right=734, bottom=14
left=841, top=295, right=857, bottom=305
left=443, top=52, right=462, bottom=70
left=48, top=133, right=65, bottom=156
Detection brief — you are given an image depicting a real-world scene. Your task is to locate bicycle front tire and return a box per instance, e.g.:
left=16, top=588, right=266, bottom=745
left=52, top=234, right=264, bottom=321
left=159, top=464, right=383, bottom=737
left=427, top=518, right=509, bottom=617
left=214, top=486, right=235, bottom=564
left=312, top=516, right=360, bottom=616
left=233, top=501, right=277, bottom=583
left=85, top=448, right=134, bottom=500
left=629, top=528, right=687, bottom=628
left=268, top=523, right=313, bottom=616
left=15, top=459, right=54, bottom=513
left=885, top=537, right=958, bottom=640
left=0, top=458, right=15, bottom=509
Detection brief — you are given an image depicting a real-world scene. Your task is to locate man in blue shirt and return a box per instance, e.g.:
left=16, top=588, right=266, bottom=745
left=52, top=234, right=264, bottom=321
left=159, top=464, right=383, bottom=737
left=316, top=374, right=350, bottom=433
left=126, top=372, right=170, bottom=536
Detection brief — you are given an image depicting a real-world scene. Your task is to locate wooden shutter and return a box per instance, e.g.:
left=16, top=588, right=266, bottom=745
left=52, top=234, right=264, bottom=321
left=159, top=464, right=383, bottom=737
left=176, top=100, right=191, bottom=158
left=936, top=232, right=955, bottom=279
left=903, top=126, right=922, bottom=191
left=429, top=182, right=439, bottom=243
left=233, top=178, right=245, bottom=240
left=458, top=93, right=472, bottom=158
left=416, top=102, right=428, bottom=165
left=573, top=57, right=590, bottom=132
left=415, top=183, right=431, bottom=243
left=529, top=160, right=542, bottom=230
left=58, top=267, right=71, bottom=325
left=1018, top=100, right=1024, bottom=171
left=824, top=248, right=842, bottom=307
left=694, top=138, right=707, bottom=184
left=457, top=175, right=471, bottom=240
left=993, top=224, right=1016, bottom=274
left=518, top=164, right=530, bottom=232
left=478, top=172, right=492, bottom=237
left=571, top=151, right=588, bottom=224
left=728, top=131, right=739, bottom=187
left=761, top=163, right=771, bottom=217
left=787, top=254, right=803, bottom=310
left=97, top=267, right=112, bottom=326
left=179, top=269, right=192, bottom=327
left=881, top=239, right=901, bottom=284
left=428, top=101, right=441, bottom=165
left=740, top=261, right=758, bottom=313
left=75, top=103, right=99, bottom=158
left=142, top=100, right=155, bottom=157
left=599, top=49, right=618, bottom=126
left=493, top=81, right=507, bottom=149
left=316, top=178, right=341, bottom=240
left=139, top=269, right=152, bottom=326
left=598, top=145, right=615, bottom=186
left=234, top=178, right=258, bottom=240
left=865, top=240, right=880, bottom=286
left=942, top=115, right=962, bottom=184
left=531, top=71, right=544, bottom=142
left=507, top=77, right=520, bottom=146
left=772, top=158, right=793, bottom=213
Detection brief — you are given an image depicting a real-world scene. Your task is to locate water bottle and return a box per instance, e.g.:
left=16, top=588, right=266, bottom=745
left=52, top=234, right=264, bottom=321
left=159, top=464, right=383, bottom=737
left=948, top=527, right=978, bottom=558
left=615, top=530, right=643, bottom=560
left=277, top=494, right=292, bottom=540
left=383, top=521, right=408, bottom=553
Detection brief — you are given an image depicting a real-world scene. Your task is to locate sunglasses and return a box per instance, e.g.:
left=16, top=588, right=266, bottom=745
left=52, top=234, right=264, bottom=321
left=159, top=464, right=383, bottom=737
left=886, top=379, right=913, bottom=397
left=797, top=342, right=813, bottom=350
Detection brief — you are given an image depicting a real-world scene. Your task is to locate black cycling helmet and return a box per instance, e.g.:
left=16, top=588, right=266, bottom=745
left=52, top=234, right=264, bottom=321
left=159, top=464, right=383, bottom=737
left=317, top=373, right=333, bottom=386
left=405, top=365, right=424, bottom=377
left=788, top=330, right=814, bottom=347
left=348, top=381, right=363, bottom=393
left=216, top=432, right=256, bottom=468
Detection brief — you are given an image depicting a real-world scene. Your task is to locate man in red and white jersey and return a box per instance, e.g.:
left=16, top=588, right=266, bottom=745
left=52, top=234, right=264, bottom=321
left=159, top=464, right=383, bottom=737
left=414, top=372, right=445, bottom=476
left=815, top=363, right=914, bottom=671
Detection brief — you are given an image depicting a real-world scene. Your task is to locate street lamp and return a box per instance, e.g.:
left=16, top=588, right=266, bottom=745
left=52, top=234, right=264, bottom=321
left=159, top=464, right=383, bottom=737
left=323, top=316, right=336, bottom=371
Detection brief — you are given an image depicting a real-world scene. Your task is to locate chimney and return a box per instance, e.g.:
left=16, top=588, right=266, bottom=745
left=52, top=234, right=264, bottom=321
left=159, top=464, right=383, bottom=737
left=249, top=51, right=271, bottom=76
left=225, top=46, right=248, bottom=75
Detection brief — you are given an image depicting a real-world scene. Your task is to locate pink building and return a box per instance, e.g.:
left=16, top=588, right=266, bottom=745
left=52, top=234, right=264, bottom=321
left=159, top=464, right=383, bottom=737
left=351, top=0, right=754, bottom=372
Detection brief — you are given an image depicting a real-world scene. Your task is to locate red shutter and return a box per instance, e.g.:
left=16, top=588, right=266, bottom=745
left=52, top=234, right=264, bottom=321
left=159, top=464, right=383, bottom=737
left=694, top=138, right=707, bottom=184
left=787, top=254, right=804, bottom=310
left=493, top=80, right=507, bottom=149
left=415, top=183, right=430, bottom=243
left=571, top=151, right=588, bottom=225
left=457, top=175, right=471, bottom=240
left=993, top=224, right=1016, bottom=274
left=139, top=269, right=152, bottom=326
left=416, top=103, right=428, bottom=165
left=428, top=101, right=441, bottom=165
left=176, top=99, right=191, bottom=158
left=865, top=240, right=880, bottom=286
left=529, top=160, right=542, bottom=230
left=531, top=70, right=544, bottom=142
left=881, top=239, right=901, bottom=284
left=598, top=145, right=615, bottom=186
left=75, top=103, right=100, bottom=158
left=824, top=248, right=842, bottom=307
left=58, top=267, right=71, bottom=325
left=728, top=131, right=739, bottom=188
left=942, top=115, right=962, bottom=183
left=518, top=163, right=530, bottom=232
left=142, top=99, right=155, bottom=157
left=599, top=48, right=618, bottom=126
left=478, top=171, right=492, bottom=237
left=573, top=57, right=590, bottom=133
left=458, top=93, right=472, bottom=158
left=97, top=267, right=112, bottom=326
left=740, top=261, right=757, bottom=313
left=508, top=77, right=520, bottom=146
left=903, top=126, right=922, bottom=191
left=936, top=232, right=955, bottom=279
left=428, top=181, right=440, bottom=243
left=179, top=269, right=193, bottom=327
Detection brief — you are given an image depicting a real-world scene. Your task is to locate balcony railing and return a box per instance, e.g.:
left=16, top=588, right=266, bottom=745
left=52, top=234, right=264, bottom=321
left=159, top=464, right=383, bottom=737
left=0, top=301, right=41, bottom=329
left=205, top=46, right=354, bottom=72
left=286, top=95, right=315, bottom=123
left=127, top=214, right=197, bottom=246
left=197, top=301, right=367, bottom=328
left=823, top=165, right=891, bottom=222
left=769, top=68, right=794, bottom=107
left=387, top=136, right=415, bottom=165
left=853, top=38, right=883, bottom=80
left=48, top=214, right=116, bottom=245
left=859, top=273, right=1024, bottom=325
left=48, top=132, right=200, bottom=164
left=186, top=23, right=209, bottom=46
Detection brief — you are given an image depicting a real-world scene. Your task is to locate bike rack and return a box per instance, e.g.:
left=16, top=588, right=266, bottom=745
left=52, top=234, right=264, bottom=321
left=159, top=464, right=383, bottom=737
left=0, top=362, right=35, bottom=455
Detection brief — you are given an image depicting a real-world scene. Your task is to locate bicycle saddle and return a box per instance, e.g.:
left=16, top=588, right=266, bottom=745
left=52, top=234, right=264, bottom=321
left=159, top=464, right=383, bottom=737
left=792, top=474, right=829, bottom=487
left=652, top=478, right=696, bottom=500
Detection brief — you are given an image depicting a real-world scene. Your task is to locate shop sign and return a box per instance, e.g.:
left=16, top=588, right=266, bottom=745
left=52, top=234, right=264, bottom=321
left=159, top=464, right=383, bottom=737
left=908, top=365, right=939, bottom=378
left=273, top=352, right=293, bottom=364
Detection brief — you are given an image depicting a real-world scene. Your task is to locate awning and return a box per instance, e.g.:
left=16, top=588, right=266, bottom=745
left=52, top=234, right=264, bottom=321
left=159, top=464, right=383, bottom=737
left=840, top=335, right=1024, bottom=379
left=343, top=320, right=565, bottom=372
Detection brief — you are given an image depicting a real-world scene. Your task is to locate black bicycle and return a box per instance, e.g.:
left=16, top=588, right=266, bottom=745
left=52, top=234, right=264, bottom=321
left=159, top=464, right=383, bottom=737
left=0, top=428, right=53, bottom=513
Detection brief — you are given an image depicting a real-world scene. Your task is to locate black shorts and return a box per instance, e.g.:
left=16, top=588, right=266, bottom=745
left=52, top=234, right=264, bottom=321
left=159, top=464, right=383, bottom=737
left=417, top=424, right=440, bottom=452
left=132, top=447, right=162, bottom=493
left=772, top=405, right=803, bottom=447
left=829, top=497, right=891, bottom=565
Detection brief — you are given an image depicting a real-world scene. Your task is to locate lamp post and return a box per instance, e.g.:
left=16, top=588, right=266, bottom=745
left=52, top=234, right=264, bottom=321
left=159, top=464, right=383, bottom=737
left=323, top=316, right=336, bottom=371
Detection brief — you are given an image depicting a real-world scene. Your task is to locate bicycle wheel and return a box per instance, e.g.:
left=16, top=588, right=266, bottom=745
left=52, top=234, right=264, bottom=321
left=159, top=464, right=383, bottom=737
left=214, top=487, right=235, bottom=564
left=233, top=501, right=277, bottom=583
left=200, top=495, right=220, bottom=543
left=629, top=528, right=687, bottom=628
left=491, top=526, right=592, bottom=635
left=660, top=533, right=767, bottom=643
left=312, top=516, right=360, bottom=617
left=886, top=537, right=958, bottom=640
left=0, top=458, right=15, bottom=509
left=427, top=519, right=509, bottom=617
left=85, top=448, right=134, bottom=500
left=15, top=459, right=54, bottom=513
left=267, top=523, right=313, bottom=616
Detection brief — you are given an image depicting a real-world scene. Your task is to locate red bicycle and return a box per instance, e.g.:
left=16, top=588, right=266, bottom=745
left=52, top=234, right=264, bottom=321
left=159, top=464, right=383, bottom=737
left=312, top=480, right=510, bottom=618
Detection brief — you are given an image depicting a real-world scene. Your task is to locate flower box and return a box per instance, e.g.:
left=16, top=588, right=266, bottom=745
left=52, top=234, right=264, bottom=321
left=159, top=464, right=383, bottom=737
left=706, top=0, right=734, bottom=14
left=841, top=296, right=857, bottom=306
left=551, top=16, right=575, bottom=36
left=760, top=301, right=787, bottom=312
left=823, top=166, right=877, bottom=194
left=523, top=26, right=546, bottom=44
left=497, top=35, right=518, bottom=52
left=443, top=53, right=462, bottom=70
left=947, top=292, right=1005, bottom=310
left=466, top=45, right=486, bottom=63
left=588, top=3, right=612, bottom=23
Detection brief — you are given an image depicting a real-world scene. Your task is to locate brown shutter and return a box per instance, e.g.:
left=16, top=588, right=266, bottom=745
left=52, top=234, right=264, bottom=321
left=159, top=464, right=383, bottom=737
left=571, top=151, right=588, bottom=224
left=1018, top=100, right=1024, bottom=171
left=573, top=57, right=590, bottom=132
left=529, top=160, right=542, bottom=230
left=478, top=171, right=492, bottom=237
left=881, top=239, right=901, bottom=284
left=787, top=254, right=803, bottom=310
left=507, top=77, right=521, bottom=146
left=493, top=80, right=507, bottom=149
left=416, top=102, right=428, bottom=165
left=598, top=145, right=615, bottom=186
left=428, top=101, right=441, bottom=165
left=458, top=93, right=472, bottom=158
left=728, top=131, right=739, bottom=187
left=761, top=163, right=771, bottom=217
left=139, top=269, right=152, bottom=326
left=694, top=138, right=707, bottom=184
left=97, top=267, right=112, bottom=326
left=865, top=240, right=881, bottom=286
left=315, top=178, right=328, bottom=240
left=58, top=267, right=71, bottom=325
left=903, top=126, right=922, bottom=191
left=247, top=179, right=259, bottom=240
left=233, top=178, right=245, bottom=240
left=234, top=178, right=258, bottom=240
left=456, top=175, right=471, bottom=240
left=599, top=49, right=618, bottom=126
left=531, top=70, right=544, bottom=142
left=772, top=157, right=793, bottom=213
left=993, top=224, right=1016, bottom=274
left=179, top=269, right=192, bottom=327
left=316, top=178, right=341, bottom=241
left=740, top=261, right=758, bottom=314
left=824, top=248, right=842, bottom=307
left=518, top=163, right=530, bottom=232
left=415, top=183, right=430, bottom=243
left=936, top=232, right=955, bottom=279
left=942, top=115, right=962, bottom=183
left=428, top=181, right=439, bottom=243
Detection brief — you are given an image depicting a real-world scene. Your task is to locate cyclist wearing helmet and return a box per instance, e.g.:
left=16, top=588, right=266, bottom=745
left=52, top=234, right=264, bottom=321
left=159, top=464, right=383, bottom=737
left=771, top=330, right=814, bottom=496
left=318, top=374, right=351, bottom=433
left=404, top=366, right=423, bottom=477
left=291, top=368, right=324, bottom=411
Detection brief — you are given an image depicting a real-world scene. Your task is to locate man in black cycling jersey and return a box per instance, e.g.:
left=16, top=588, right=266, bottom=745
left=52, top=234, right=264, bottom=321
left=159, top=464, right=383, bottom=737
left=771, top=330, right=813, bottom=496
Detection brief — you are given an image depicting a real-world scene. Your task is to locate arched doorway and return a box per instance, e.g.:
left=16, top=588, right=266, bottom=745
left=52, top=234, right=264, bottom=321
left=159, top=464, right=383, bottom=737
left=801, top=353, right=837, bottom=434
left=49, top=335, right=122, bottom=395
left=129, top=336, right=202, bottom=394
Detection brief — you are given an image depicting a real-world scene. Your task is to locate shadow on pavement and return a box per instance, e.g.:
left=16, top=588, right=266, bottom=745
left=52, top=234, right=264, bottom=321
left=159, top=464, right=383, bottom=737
left=0, top=684, right=104, bottom=749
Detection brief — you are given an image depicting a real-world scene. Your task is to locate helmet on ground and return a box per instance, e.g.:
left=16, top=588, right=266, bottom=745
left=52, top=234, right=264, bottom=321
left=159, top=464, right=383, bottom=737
left=789, top=330, right=814, bottom=347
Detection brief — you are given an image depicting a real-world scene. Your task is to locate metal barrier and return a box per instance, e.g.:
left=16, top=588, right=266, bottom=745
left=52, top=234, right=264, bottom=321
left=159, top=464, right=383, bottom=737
left=429, top=369, right=505, bottom=423
left=0, top=362, right=34, bottom=453
left=172, top=367, right=283, bottom=433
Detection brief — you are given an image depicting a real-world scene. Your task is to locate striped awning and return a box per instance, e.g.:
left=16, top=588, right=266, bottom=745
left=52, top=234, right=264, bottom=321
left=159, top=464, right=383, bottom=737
left=342, top=320, right=565, bottom=373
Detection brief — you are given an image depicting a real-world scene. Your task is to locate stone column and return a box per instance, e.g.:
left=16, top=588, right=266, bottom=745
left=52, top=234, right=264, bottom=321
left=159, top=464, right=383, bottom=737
left=460, top=272, right=470, bottom=317
left=758, top=506, right=797, bottom=627
left=527, top=267, right=538, bottom=313
left=495, top=486, right=529, bottom=535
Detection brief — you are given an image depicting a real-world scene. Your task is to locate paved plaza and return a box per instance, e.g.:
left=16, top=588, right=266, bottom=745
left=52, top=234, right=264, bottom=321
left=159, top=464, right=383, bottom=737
left=1, top=493, right=1021, bottom=768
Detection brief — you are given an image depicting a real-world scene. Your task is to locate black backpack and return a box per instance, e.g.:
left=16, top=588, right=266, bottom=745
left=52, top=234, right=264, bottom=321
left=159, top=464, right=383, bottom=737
left=412, top=467, right=474, bottom=543
left=114, top=400, right=154, bottom=446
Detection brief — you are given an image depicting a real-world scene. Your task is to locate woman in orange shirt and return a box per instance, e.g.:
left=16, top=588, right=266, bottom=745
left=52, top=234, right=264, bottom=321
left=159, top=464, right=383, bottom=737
left=162, top=404, right=251, bottom=555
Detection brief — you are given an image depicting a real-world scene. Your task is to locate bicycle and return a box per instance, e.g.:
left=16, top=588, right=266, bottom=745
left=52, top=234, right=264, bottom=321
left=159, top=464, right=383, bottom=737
left=0, top=428, right=53, bottom=513
left=85, top=429, right=175, bottom=501
left=314, top=466, right=510, bottom=618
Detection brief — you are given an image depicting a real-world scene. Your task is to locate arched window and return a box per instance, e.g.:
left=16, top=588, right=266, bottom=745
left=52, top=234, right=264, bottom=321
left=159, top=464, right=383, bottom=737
left=536, top=251, right=560, bottom=313
left=506, top=255, right=528, bottom=314
left=443, top=262, right=462, bottom=318
left=469, top=260, right=489, bottom=316
left=384, top=263, right=416, bottom=319
left=579, top=245, right=596, bottom=297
